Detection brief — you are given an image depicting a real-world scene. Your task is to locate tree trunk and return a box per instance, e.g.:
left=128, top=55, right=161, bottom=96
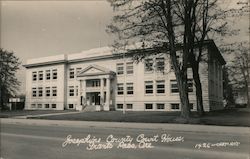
left=192, top=63, right=204, bottom=116
left=178, top=75, right=191, bottom=119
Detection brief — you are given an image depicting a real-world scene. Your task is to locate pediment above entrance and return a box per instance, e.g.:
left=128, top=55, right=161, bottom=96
left=77, top=64, right=115, bottom=77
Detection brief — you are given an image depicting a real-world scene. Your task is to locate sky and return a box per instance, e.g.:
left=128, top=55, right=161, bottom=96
left=0, top=0, right=249, bottom=95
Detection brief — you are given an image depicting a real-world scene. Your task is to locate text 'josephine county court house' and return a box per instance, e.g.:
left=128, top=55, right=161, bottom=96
left=23, top=40, right=226, bottom=112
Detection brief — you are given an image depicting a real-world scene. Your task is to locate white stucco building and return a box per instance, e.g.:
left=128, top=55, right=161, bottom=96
left=23, top=40, right=225, bottom=111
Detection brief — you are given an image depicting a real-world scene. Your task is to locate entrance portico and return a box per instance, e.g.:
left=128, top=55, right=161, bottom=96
left=76, top=65, right=115, bottom=111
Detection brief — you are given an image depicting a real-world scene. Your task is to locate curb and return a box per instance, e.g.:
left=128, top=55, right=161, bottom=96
left=1, top=118, right=250, bottom=135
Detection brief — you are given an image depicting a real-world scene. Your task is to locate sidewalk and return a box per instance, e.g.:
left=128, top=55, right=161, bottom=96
left=12, top=111, right=82, bottom=119
left=1, top=118, right=250, bottom=136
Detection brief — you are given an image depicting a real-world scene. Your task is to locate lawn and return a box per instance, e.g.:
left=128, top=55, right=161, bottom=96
left=0, top=110, right=75, bottom=118
left=28, top=108, right=250, bottom=127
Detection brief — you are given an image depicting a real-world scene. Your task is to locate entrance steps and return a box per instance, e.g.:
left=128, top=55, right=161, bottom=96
left=83, top=105, right=96, bottom=112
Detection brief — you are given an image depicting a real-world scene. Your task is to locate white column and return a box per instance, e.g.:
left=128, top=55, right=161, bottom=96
left=82, top=79, right=86, bottom=105
left=105, top=77, right=111, bottom=111
left=100, top=78, right=104, bottom=111
left=77, top=80, right=81, bottom=106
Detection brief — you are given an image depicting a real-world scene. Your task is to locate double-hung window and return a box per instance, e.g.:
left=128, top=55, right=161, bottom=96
left=117, top=83, right=124, bottom=95
left=126, top=62, right=133, bottom=74
left=126, top=83, right=134, bottom=95
left=117, top=63, right=124, bottom=75
left=145, top=81, right=153, bottom=94
left=156, top=80, right=165, bottom=94
left=156, top=57, right=165, bottom=72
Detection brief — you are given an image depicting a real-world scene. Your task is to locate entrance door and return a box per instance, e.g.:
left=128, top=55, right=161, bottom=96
left=90, top=92, right=100, bottom=106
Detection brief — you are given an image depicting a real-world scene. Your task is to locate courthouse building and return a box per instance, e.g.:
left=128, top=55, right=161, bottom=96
left=23, top=40, right=225, bottom=111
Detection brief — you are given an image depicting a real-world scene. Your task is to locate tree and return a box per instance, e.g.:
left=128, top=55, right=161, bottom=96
left=107, top=0, right=229, bottom=118
left=222, top=66, right=235, bottom=107
left=226, top=42, right=250, bottom=107
left=107, top=0, right=193, bottom=119
left=0, top=49, right=20, bottom=110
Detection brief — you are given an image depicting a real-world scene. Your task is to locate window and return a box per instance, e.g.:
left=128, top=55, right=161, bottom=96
left=31, top=104, right=36, bottom=108
left=69, top=68, right=74, bottom=79
left=156, top=80, right=165, bottom=94
left=126, top=104, right=133, bottom=109
left=38, top=71, right=43, bottom=80
left=145, top=81, right=153, bottom=94
left=52, top=69, right=57, bottom=79
left=37, top=104, right=42, bottom=108
left=170, top=79, right=193, bottom=93
left=45, top=104, right=50, bottom=108
left=68, top=104, right=74, bottom=109
left=46, top=70, right=50, bottom=80
left=32, top=72, right=37, bottom=81
left=170, top=80, right=178, bottom=93
left=45, top=87, right=50, bottom=97
left=156, top=57, right=165, bottom=72
left=145, top=58, right=153, bottom=72
left=52, top=87, right=57, bottom=96
left=117, top=104, right=123, bottom=109
left=157, top=103, right=165, bottom=109
left=126, top=83, right=134, bottom=95
left=91, top=80, right=100, bottom=87
left=145, top=103, right=153, bottom=109
left=117, top=83, right=124, bottom=95
left=52, top=104, right=56, bottom=108
left=32, top=88, right=37, bottom=97
left=171, top=103, right=180, bottom=110
left=38, top=87, right=43, bottom=97
left=126, top=62, right=133, bottom=74
left=189, top=103, right=194, bottom=110
left=117, top=63, right=124, bottom=75
left=187, top=79, right=193, bottom=92
left=69, top=86, right=74, bottom=96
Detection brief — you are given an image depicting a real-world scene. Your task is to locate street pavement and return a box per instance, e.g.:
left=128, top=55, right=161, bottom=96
left=1, top=119, right=250, bottom=159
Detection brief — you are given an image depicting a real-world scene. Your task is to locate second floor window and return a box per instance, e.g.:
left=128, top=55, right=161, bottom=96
left=116, top=63, right=124, bottom=75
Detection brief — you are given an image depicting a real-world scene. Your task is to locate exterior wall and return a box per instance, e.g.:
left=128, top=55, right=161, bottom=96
left=208, top=47, right=224, bottom=111
left=24, top=42, right=225, bottom=112
left=25, top=63, right=66, bottom=110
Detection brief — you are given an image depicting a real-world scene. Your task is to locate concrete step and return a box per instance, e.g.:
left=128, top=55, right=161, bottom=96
left=83, top=105, right=96, bottom=112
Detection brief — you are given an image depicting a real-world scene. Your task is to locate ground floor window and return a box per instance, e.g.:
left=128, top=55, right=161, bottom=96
left=157, top=103, right=165, bottom=109
left=117, top=104, right=123, bottom=109
left=189, top=103, right=194, bottom=110
left=145, top=103, right=153, bottom=109
left=126, top=104, right=133, bottom=109
left=52, top=104, right=57, bottom=108
left=31, top=104, right=36, bottom=108
left=37, top=104, right=42, bottom=108
left=45, top=104, right=50, bottom=108
left=68, top=104, right=74, bottom=109
left=171, top=103, right=180, bottom=110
